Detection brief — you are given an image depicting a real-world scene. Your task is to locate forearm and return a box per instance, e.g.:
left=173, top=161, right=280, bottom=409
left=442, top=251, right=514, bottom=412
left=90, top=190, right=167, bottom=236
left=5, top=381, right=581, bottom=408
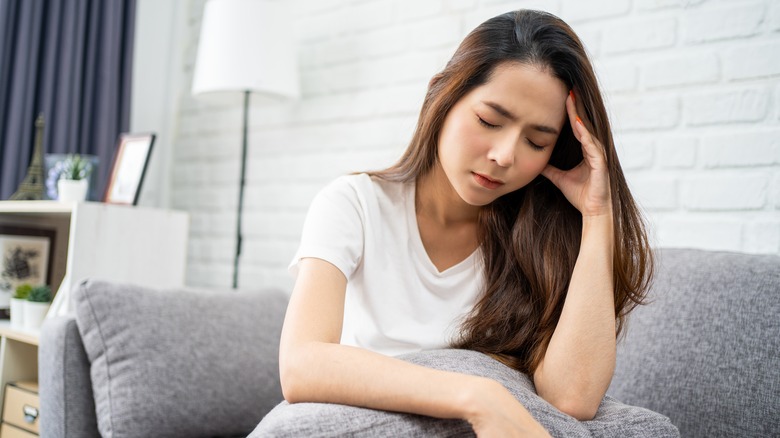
left=281, top=341, right=528, bottom=424
left=534, top=214, right=615, bottom=419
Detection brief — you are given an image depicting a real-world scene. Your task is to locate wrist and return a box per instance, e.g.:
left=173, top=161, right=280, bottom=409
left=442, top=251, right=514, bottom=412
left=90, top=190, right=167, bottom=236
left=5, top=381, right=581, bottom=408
left=460, top=377, right=552, bottom=437
left=582, top=206, right=612, bottom=217
left=582, top=210, right=614, bottom=233
left=580, top=210, right=615, bottom=257
left=457, top=376, right=500, bottom=423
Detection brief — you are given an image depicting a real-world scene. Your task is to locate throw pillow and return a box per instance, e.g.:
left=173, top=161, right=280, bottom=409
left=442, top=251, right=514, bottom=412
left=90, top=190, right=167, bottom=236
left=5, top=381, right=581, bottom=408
left=251, top=349, right=678, bottom=437
left=74, top=279, right=288, bottom=438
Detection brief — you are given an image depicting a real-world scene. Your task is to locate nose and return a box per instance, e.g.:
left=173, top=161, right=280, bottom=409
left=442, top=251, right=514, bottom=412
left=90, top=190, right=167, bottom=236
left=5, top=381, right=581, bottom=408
left=487, top=136, right=515, bottom=168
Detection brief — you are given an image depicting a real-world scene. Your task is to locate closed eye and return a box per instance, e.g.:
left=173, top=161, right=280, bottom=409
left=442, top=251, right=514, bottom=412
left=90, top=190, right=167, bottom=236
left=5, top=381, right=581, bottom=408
left=526, top=139, right=545, bottom=151
left=477, top=116, right=499, bottom=129
left=478, top=114, right=547, bottom=151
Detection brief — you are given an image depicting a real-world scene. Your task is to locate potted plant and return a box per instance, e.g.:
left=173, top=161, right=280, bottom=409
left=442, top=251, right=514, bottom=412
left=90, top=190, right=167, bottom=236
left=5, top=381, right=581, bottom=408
left=11, top=283, right=32, bottom=329
left=57, top=154, right=93, bottom=202
left=23, top=285, right=51, bottom=331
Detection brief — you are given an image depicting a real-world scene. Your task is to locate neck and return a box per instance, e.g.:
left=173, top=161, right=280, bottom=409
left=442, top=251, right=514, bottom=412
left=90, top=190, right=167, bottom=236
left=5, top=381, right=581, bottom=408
left=416, top=162, right=480, bottom=226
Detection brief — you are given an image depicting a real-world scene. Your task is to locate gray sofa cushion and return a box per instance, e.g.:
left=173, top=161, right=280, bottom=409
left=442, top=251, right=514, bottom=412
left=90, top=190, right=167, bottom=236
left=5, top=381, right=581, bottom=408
left=609, top=249, right=780, bottom=437
left=252, top=349, right=679, bottom=437
left=39, top=316, right=100, bottom=438
left=73, top=279, right=287, bottom=438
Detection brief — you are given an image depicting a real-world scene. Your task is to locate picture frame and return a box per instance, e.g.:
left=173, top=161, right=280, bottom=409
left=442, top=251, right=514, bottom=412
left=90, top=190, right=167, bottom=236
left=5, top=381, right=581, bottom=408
left=0, top=225, right=56, bottom=312
left=103, top=133, right=156, bottom=205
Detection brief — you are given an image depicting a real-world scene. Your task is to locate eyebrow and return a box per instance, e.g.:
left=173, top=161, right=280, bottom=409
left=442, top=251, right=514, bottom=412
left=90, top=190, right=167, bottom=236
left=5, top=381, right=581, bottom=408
left=483, top=101, right=559, bottom=135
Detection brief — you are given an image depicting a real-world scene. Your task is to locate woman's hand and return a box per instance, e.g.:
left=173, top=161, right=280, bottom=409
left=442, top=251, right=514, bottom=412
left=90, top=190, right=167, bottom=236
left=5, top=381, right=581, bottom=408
left=542, top=90, right=612, bottom=217
left=464, top=378, right=551, bottom=438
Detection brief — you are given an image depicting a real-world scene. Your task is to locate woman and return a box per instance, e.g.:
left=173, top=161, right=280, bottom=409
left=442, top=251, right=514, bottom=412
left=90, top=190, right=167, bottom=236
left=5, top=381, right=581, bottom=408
left=278, top=9, right=653, bottom=436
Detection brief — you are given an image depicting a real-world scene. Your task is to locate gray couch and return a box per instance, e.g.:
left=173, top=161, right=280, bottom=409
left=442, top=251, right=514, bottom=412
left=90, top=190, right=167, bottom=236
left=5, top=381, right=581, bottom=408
left=38, top=248, right=779, bottom=437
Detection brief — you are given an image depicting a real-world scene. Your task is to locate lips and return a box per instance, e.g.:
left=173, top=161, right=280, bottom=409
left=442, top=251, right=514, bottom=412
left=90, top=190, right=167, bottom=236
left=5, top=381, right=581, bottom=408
left=472, top=172, right=505, bottom=189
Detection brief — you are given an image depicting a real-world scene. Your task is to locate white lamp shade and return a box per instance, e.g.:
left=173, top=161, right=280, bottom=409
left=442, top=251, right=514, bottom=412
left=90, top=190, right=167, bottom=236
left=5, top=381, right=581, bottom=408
left=192, top=0, right=300, bottom=98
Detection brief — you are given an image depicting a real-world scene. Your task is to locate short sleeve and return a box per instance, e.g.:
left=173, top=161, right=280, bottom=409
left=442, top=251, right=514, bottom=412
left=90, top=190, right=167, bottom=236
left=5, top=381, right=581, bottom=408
left=289, top=176, right=365, bottom=280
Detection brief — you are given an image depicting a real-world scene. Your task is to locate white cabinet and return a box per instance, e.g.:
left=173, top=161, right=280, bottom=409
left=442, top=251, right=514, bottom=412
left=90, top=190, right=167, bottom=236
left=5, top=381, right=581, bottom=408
left=0, top=201, right=189, bottom=417
left=0, top=201, right=189, bottom=314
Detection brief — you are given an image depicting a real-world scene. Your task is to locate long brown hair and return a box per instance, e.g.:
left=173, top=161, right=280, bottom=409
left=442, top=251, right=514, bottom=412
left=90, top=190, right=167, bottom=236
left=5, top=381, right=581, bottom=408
left=369, top=10, right=653, bottom=375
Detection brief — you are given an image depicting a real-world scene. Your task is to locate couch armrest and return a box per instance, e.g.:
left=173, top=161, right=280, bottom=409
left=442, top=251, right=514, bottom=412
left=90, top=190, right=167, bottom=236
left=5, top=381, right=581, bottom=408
left=39, top=315, right=100, bottom=438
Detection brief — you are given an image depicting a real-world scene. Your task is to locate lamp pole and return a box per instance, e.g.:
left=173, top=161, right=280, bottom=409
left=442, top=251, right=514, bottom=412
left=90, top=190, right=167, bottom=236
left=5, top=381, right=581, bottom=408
left=192, top=0, right=299, bottom=289
left=233, top=90, right=250, bottom=289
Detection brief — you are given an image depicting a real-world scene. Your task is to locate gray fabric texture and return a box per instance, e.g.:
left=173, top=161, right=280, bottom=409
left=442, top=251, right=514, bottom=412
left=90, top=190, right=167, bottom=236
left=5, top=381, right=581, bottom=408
left=609, top=248, right=780, bottom=437
left=38, top=315, right=100, bottom=438
left=73, top=279, right=287, bottom=438
left=252, top=349, right=679, bottom=437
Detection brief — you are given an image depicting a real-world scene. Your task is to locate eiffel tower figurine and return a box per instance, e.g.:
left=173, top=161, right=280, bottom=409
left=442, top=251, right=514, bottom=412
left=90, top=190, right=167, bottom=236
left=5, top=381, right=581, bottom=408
left=10, top=114, right=46, bottom=200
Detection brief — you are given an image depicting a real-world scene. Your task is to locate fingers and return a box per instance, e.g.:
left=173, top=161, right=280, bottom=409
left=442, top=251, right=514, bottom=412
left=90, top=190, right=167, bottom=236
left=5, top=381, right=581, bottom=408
left=541, top=164, right=564, bottom=186
left=568, top=89, right=592, bottom=132
left=568, top=89, right=606, bottom=165
left=566, top=91, right=581, bottom=142
left=575, top=117, right=605, bottom=164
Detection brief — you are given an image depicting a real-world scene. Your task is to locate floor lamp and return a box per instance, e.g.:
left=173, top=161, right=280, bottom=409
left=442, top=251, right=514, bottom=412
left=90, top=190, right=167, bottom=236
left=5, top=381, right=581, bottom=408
left=192, top=0, right=299, bottom=289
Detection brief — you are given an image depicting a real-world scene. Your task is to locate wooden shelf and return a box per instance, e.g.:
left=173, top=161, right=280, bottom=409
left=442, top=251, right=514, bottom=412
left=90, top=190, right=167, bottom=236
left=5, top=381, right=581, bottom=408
left=0, top=201, right=76, bottom=214
left=0, top=322, right=38, bottom=347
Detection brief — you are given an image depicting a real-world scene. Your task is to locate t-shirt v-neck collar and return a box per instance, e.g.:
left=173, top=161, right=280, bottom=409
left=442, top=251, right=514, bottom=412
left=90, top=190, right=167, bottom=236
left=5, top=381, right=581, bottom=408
left=406, top=181, right=480, bottom=277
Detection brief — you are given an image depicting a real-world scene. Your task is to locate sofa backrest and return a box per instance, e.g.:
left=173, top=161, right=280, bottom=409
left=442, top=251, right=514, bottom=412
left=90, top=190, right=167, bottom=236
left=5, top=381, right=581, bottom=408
left=609, top=248, right=780, bottom=437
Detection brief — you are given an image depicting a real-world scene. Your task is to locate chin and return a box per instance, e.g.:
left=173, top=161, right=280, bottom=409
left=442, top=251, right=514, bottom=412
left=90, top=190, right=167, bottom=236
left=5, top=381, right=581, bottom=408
left=457, top=188, right=499, bottom=207
left=463, top=199, right=491, bottom=207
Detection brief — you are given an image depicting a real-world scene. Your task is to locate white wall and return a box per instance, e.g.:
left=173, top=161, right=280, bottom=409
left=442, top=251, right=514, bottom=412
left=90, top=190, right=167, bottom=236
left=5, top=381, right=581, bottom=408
left=130, top=0, right=188, bottom=208
left=162, top=0, right=780, bottom=291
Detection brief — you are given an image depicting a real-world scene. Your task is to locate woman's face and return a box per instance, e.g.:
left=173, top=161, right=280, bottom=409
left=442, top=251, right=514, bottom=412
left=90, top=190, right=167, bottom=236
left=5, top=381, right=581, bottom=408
left=437, top=62, right=569, bottom=206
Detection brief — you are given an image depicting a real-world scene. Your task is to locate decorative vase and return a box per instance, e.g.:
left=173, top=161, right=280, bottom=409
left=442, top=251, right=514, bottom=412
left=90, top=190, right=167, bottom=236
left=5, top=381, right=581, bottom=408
left=10, top=298, right=26, bottom=329
left=23, top=301, right=50, bottom=331
left=57, top=179, right=88, bottom=202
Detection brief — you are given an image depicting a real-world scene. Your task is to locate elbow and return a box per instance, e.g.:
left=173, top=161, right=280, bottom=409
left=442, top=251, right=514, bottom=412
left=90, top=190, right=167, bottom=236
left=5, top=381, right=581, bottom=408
left=551, top=397, right=599, bottom=421
left=279, top=347, right=308, bottom=403
left=279, top=368, right=301, bottom=404
left=279, top=340, right=337, bottom=403
left=537, top=380, right=601, bottom=420
left=534, top=364, right=613, bottom=421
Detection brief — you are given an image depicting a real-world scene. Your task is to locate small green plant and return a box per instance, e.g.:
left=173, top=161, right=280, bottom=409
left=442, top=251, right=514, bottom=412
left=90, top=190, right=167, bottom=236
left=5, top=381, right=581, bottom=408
left=27, top=285, right=52, bottom=303
left=13, top=284, right=33, bottom=300
left=60, top=154, right=93, bottom=181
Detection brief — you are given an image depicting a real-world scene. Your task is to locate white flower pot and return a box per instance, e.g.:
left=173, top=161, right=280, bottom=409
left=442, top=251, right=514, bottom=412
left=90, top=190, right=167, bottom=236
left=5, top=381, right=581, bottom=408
left=23, top=301, right=50, bottom=331
left=58, top=179, right=88, bottom=202
left=10, top=298, right=26, bottom=330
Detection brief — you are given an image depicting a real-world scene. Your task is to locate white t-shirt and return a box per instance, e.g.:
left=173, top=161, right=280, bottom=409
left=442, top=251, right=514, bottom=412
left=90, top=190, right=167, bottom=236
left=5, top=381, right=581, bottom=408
left=289, top=173, right=484, bottom=357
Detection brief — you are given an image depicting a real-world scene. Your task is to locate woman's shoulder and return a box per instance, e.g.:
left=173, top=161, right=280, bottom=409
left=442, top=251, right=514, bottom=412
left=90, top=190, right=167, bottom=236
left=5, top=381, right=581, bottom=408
left=325, top=173, right=411, bottom=203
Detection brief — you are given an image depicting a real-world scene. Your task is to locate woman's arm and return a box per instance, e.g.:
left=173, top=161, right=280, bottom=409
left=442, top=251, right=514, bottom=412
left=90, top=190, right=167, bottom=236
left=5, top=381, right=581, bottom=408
left=537, top=90, right=617, bottom=420
left=532, top=214, right=615, bottom=420
left=280, top=257, right=550, bottom=437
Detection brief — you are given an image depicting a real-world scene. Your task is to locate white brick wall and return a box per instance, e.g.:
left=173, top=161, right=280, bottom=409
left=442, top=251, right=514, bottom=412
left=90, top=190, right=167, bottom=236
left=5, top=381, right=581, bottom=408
left=164, top=0, right=780, bottom=290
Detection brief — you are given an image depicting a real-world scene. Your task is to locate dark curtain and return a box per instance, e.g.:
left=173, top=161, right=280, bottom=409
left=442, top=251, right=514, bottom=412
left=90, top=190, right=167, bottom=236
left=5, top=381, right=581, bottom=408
left=0, top=0, right=135, bottom=200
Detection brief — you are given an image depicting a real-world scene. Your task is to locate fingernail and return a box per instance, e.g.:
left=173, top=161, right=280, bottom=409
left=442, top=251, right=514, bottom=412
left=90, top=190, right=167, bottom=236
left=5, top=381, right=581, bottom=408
left=576, top=116, right=583, bottom=125
left=569, top=90, right=575, bottom=102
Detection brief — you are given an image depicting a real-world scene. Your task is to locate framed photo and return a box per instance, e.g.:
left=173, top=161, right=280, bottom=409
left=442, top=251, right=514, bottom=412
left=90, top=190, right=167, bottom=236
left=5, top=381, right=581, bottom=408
left=103, top=133, right=155, bottom=205
left=0, top=226, right=56, bottom=311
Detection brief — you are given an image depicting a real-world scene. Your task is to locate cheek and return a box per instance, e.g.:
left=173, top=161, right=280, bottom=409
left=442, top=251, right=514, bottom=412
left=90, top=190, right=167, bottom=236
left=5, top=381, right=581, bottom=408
left=441, top=116, right=487, bottom=158
left=520, top=151, right=552, bottom=175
